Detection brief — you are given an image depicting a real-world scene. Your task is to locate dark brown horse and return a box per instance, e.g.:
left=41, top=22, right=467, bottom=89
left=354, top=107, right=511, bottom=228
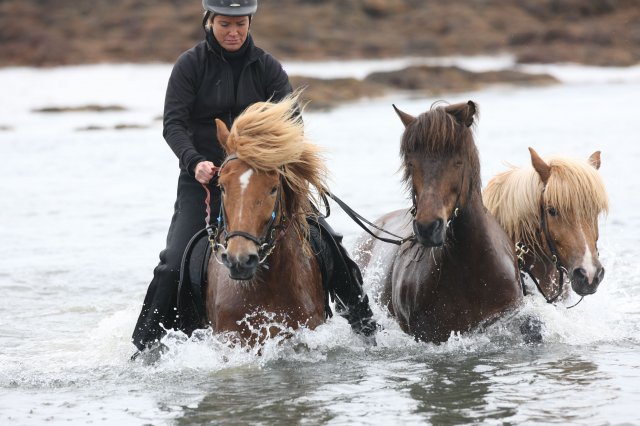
left=205, top=94, right=328, bottom=345
left=483, top=148, right=609, bottom=302
left=356, top=101, right=523, bottom=343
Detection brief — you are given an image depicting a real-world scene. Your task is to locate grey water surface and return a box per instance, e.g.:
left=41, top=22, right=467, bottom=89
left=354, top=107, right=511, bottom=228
left=0, top=64, right=638, bottom=425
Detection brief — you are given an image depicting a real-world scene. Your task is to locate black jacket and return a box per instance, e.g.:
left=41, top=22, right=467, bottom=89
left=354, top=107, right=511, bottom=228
left=163, top=33, right=293, bottom=174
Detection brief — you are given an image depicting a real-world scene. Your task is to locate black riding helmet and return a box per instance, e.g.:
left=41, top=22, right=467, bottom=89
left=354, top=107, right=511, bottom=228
left=202, top=0, right=257, bottom=16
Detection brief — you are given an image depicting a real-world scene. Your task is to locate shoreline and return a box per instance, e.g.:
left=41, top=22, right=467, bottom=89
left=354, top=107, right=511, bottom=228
left=2, top=57, right=639, bottom=117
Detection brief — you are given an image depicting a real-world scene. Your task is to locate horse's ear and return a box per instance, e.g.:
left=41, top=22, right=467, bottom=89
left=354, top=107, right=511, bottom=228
left=393, top=104, right=416, bottom=128
left=588, top=151, right=602, bottom=170
left=215, top=118, right=230, bottom=152
left=529, top=147, right=551, bottom=184
left=446, top=100, right=478, bottom=127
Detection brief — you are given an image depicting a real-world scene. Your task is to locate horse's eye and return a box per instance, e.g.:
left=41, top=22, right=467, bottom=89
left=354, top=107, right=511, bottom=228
left=270, top=186, right=278, bottom=195
left=547, top=207, right=558, bottom=217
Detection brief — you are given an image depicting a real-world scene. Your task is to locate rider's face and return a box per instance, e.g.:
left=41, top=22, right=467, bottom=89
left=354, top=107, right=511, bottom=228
left=211, top=15, right=249, bottom=52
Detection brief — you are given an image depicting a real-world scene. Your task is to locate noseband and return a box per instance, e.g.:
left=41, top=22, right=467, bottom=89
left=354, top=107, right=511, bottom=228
left=204, top=155, right=287, bottom=265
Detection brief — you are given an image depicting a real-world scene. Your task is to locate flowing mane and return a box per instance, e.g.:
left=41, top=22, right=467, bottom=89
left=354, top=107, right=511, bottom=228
left=483, top=156, right=609, bottom=251
left=225, top=93, right=328, bottom=244
left=400, top=102, right=482, bottom=194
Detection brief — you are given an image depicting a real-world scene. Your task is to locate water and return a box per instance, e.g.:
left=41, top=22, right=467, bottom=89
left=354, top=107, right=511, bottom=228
left=0, top=60, right=639, bottom=425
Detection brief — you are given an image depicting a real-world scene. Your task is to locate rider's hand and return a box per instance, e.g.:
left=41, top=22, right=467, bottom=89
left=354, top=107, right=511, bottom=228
left=194, top=161, right=217, bottom=184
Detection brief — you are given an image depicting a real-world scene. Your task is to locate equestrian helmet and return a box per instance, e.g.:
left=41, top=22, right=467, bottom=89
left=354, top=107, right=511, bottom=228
left=202, top=0, right=257, bottom=16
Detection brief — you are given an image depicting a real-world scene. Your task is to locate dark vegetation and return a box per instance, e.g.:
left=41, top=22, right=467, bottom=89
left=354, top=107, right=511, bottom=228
left=1, top=0, right=638, bottom=67
left=3, top=0, right=636, bottom=111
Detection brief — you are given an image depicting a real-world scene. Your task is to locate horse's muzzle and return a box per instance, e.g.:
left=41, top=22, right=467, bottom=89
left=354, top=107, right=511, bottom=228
left=413, top=219, right=445, bottom=247
left=221, top=251, right=260, bottom=281
left=571, top=266, right=605, bottom=296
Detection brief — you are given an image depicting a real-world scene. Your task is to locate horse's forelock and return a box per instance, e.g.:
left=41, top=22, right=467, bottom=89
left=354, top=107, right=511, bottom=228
left=227, top=92, right=328, bottom=249
left=400, top=106, right=481, bottom=190
left=544, top=157, right=609, bottom=221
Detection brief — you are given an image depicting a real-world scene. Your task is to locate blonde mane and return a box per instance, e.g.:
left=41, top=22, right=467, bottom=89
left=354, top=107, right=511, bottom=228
left=225, top=92, right=328, bottom=247
left=483, top=155, right=609, bottom=251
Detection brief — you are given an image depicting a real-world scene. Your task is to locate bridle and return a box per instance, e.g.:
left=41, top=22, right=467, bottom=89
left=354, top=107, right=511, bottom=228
left=409, top=186, right=461, bottom=226
left=516, top=188, right=583, bottom=308
left=203, top=154, right=288, bottom=265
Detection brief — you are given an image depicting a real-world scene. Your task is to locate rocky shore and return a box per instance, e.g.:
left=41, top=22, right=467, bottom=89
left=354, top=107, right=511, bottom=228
left=2, top=0, right=638, bottom=68
left=2, top=0, right=636, bottom=111
left=292, top=66, right=559, bottom=110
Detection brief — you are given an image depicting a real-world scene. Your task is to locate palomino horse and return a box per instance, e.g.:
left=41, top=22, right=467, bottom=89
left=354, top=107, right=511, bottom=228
left=205, top=94, right=328, bottom=344
left=483, top=148, right=609, bottom=302
left=356, top=101, right=523, bottom=343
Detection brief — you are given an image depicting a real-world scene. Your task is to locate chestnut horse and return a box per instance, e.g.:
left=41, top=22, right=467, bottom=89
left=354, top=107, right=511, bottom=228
left=205, top=94, right=328, bottom=344
left=483, top=148, right=609, bottom=302
left=356, top=101, right=523, bottom=343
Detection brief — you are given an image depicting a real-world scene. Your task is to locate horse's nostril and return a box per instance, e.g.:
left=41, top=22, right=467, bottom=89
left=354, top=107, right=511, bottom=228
left=221, top=252, right=231, bottom=267
left=415, top=219, right=443, bottom=236
left=245, top=253, right=259, bottom=269
left=414, top=219, right=445, bottom=246
left=573, top=267, right=588, bottom=281
left=596, top=267, right=605, bottom=282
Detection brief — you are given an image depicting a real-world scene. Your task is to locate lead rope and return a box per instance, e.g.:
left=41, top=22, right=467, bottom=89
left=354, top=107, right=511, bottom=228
left=201, top=164, right=222, bottom=247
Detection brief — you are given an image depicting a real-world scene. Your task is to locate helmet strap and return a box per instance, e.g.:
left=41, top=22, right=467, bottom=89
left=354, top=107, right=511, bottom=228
left=202, top=11, right=211, bottom=29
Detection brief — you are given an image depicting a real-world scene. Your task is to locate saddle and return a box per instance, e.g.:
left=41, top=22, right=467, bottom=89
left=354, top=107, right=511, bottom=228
left=176, top=228, right=211, bottom=335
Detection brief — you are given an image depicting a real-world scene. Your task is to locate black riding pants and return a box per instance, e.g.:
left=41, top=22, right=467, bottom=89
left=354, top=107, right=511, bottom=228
left=131, top=170, right=219, bottom=351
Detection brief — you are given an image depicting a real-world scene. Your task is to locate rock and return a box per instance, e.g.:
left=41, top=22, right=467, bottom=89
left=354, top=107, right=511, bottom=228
left=33, top=105, right=127, bottom=113
left=290, top=76, right=387, bottom=111
left=365, top=66, right=558, bottom=95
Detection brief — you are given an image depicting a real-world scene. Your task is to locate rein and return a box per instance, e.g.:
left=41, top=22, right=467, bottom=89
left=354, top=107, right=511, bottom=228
left=326, top=192, right=413, bottom=246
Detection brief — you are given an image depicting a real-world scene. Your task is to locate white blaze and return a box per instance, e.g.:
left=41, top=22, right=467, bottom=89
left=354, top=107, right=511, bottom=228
left=238, top=169, right=253, bottom=220
left=579, top=226, right=597, bottom=283
left=582, top=242, right=597, bottom=283
left=239, top=169, right=253, bottom=193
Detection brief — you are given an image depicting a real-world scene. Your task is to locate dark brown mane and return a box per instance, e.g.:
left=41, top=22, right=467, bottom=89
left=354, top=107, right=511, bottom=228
left=400, top=102, right=482, bottom=194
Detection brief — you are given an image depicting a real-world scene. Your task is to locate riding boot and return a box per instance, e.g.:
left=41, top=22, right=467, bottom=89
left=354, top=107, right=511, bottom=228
left=308, top=216, right=378, bottom=338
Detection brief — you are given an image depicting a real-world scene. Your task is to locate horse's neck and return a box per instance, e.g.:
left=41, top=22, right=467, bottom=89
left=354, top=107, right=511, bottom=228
left=448, top=192, right=491, bottom=250
left=261, top=226, right=314, bottom=282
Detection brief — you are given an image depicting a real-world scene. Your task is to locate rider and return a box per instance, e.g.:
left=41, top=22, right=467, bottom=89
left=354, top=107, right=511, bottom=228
left=131, top=0, right=377, bottom=356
